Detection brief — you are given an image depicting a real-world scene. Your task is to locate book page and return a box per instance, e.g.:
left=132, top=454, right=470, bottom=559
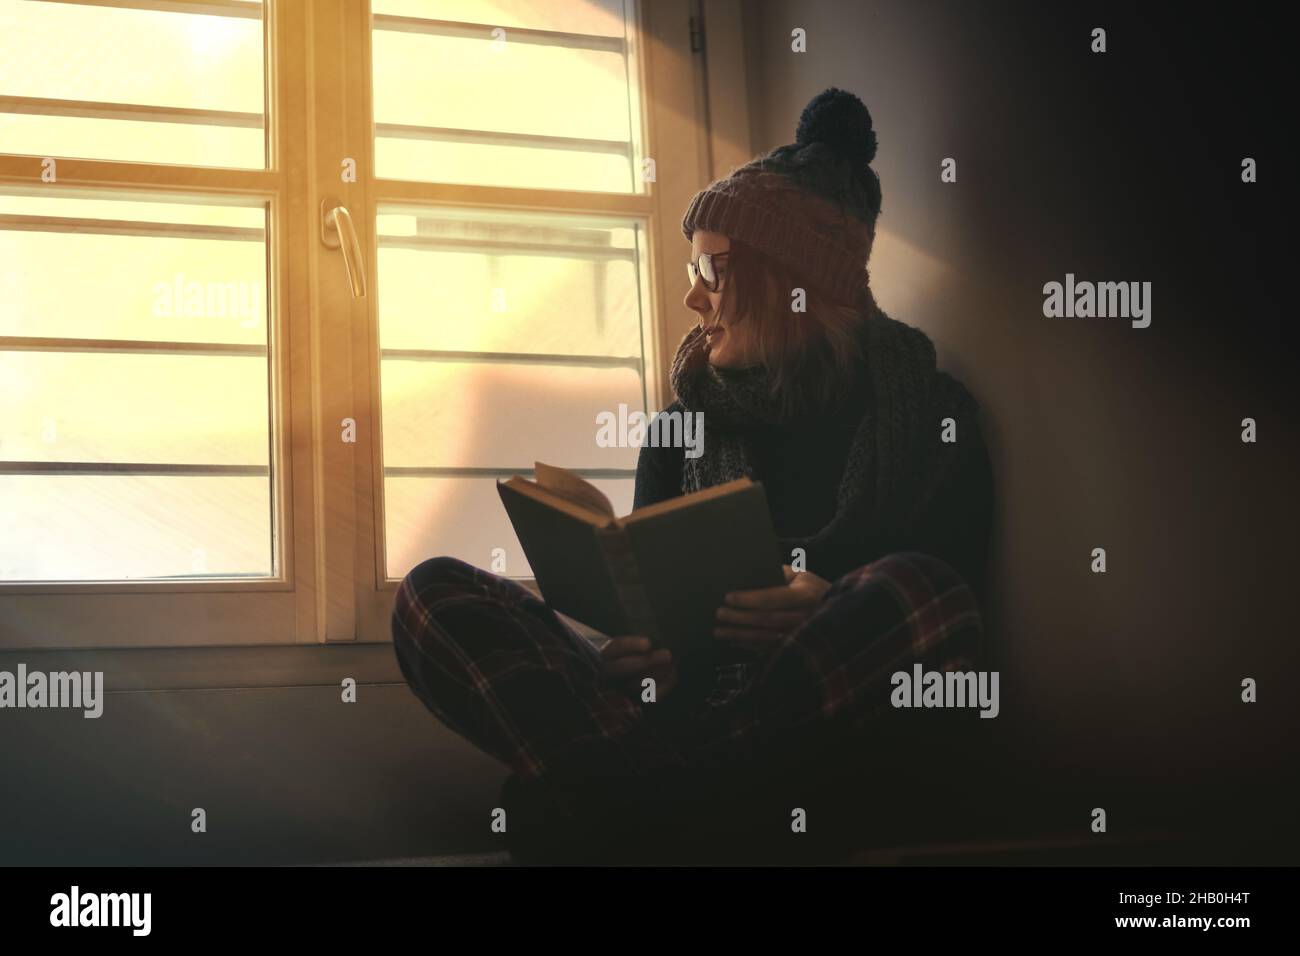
left=623, top=477, right=754, bottom=524
left=533, top=461, right=617, bottom=518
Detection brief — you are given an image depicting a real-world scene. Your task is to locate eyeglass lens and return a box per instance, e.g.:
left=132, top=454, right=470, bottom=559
left=687, top=253, right=719, bottom=290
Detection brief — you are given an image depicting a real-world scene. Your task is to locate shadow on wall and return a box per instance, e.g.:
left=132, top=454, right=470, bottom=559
left=736, top=0, right=1297, bottom=807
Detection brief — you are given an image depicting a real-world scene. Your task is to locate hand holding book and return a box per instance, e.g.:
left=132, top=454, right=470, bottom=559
left=594, top=566, right=830, bottom=704
left=714, top=565, right=833, bottom=651
left=599, top=636, right=677, bottom=699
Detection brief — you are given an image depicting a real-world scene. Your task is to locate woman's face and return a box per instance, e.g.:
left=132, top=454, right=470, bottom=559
left=684, top=229, right=759, bottom=368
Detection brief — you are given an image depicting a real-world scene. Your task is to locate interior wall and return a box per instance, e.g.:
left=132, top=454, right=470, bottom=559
left=734, top=0, right=1296, bottom=796
left=0, top=677, right=506, bottom=865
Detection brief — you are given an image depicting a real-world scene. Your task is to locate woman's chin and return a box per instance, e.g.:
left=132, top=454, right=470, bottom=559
left=705, top=344, right=733, bottom=367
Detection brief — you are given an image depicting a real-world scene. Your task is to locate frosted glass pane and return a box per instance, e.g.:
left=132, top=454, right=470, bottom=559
left=0, top=0, right=264, bottom=111
left=376, top=219, right=643, bottom=356
left=371, top=3, right=639, bottom=191
left=0, top=226, right=267, bottom=344
left=0, top=475, right=271, bottom=582
left=374, top=136, right=633, bottom=193
left=0, top=0, right=265, bottom=168
left=373, top=0, right=627, bottom=37
left=381, top=360, right=641, bottom=469
left=374, top=34, right=629, bottom=141
left=377, top=204, right=651, bottom=577
left=0, top=194, right=263, bottom=228
left=0, top=114, right=264, bottom=170
left=1, top=191, right=276, bottom=582
left=385, top=475, right=635, bottom=580
left=0, top=352, right=268, bottom=465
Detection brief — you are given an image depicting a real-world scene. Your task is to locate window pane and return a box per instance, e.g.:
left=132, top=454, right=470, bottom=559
left=0, top=114, right=265, bottom=170
left=377, top=204, right=651, bottom=576
left=0, top=191, right=276, bottom=582
left=371, top=1, right=641, bottom=191
left=376, top=208, right=643, bottom=356
left=373, top=0, right=627, bottom=37
left=0, top=351, right=268, bottom=465
left=385, top=475, right=634, bottom=581
left=0, top=195, right=266, bottom=344
left=0, top=475, right=271, bottom=582
left=0, top=0, right=266, bottom=168
left=373, top=138, right=633, bottom=195
left=382, top=360, right=641, bottom=469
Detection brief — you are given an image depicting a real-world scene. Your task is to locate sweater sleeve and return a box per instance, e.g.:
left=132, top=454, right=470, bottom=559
left=632, top=402, right=686, bottom=510
left=907, top=415, right=995, bottom=611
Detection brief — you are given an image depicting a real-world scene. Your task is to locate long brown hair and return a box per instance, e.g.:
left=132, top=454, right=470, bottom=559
left=713, top=238, right=866, bottom=418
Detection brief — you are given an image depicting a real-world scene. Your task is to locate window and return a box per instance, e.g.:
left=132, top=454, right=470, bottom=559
left=0, top=192, right=276, bottom=582
left=371, top=0, right=645, bottom=193
left=375, top=206, right=651, bottom=580
left=0, top=0, right=268, bottom=168
left=0, top=0, right=706, bottom=647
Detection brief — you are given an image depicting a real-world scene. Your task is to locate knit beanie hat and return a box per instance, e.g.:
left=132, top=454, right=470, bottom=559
left=680, top=87, right=882, bottom=309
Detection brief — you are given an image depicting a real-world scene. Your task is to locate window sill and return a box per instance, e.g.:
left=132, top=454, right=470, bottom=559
left=0, top=643, right=404, bottom=693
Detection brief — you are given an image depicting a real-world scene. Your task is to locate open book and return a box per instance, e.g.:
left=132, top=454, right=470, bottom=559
left=497, top=462, right=785, bottom=657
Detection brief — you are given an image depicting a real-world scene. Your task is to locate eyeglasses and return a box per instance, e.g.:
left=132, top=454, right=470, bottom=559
left=686, top=251, right=730, bottom=292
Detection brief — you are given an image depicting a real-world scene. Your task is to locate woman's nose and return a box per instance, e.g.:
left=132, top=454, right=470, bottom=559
left=683, top=277, right=711, bottom=315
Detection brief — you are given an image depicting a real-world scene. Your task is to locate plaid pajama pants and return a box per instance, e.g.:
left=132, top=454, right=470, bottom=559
left=391, top=551, right=985, bottom=818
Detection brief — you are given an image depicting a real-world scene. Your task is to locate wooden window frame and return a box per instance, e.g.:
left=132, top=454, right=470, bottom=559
left=0, top=0, right=312, bottom=648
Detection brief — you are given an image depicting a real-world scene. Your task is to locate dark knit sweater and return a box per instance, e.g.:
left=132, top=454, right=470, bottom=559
left=633, top=390, right=994, bottom=609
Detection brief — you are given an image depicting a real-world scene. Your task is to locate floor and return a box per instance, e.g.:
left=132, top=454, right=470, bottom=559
left=4, top=654, right=1290, bottom=866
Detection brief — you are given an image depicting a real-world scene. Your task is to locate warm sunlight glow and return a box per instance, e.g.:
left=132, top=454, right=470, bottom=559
left=371, top=0, right=642, bottom=192
left=0, top=0, right=266, bottom=168
left=0, top=192, right=273, bottom=582
left=376, top=206, right=646, bottom=579
left=369, top=2, right=651, bottom=577
left=0, top=0, right=651, bottom=584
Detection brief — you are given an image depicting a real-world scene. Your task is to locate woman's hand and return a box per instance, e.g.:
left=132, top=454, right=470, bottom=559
left=600, top=636, right=677, bottom=699
left=714, top=565, right=832, bottom=652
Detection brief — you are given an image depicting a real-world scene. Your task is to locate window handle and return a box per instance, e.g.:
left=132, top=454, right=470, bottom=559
left=320, top=199, right=367, bottom=298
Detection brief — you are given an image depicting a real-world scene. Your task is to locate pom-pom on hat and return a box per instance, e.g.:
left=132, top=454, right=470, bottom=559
left=681, top=87, right=882, bottom=308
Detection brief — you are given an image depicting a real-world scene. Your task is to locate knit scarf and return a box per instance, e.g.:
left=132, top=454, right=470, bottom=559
left=668, top=292, right=979, bottom=562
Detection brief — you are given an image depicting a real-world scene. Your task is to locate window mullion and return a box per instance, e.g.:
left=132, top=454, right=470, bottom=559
left=288, top=0, right=371, bottom=643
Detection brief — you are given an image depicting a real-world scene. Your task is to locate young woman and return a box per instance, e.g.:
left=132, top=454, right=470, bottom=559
left=391, top=89, right=994, bottom=862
